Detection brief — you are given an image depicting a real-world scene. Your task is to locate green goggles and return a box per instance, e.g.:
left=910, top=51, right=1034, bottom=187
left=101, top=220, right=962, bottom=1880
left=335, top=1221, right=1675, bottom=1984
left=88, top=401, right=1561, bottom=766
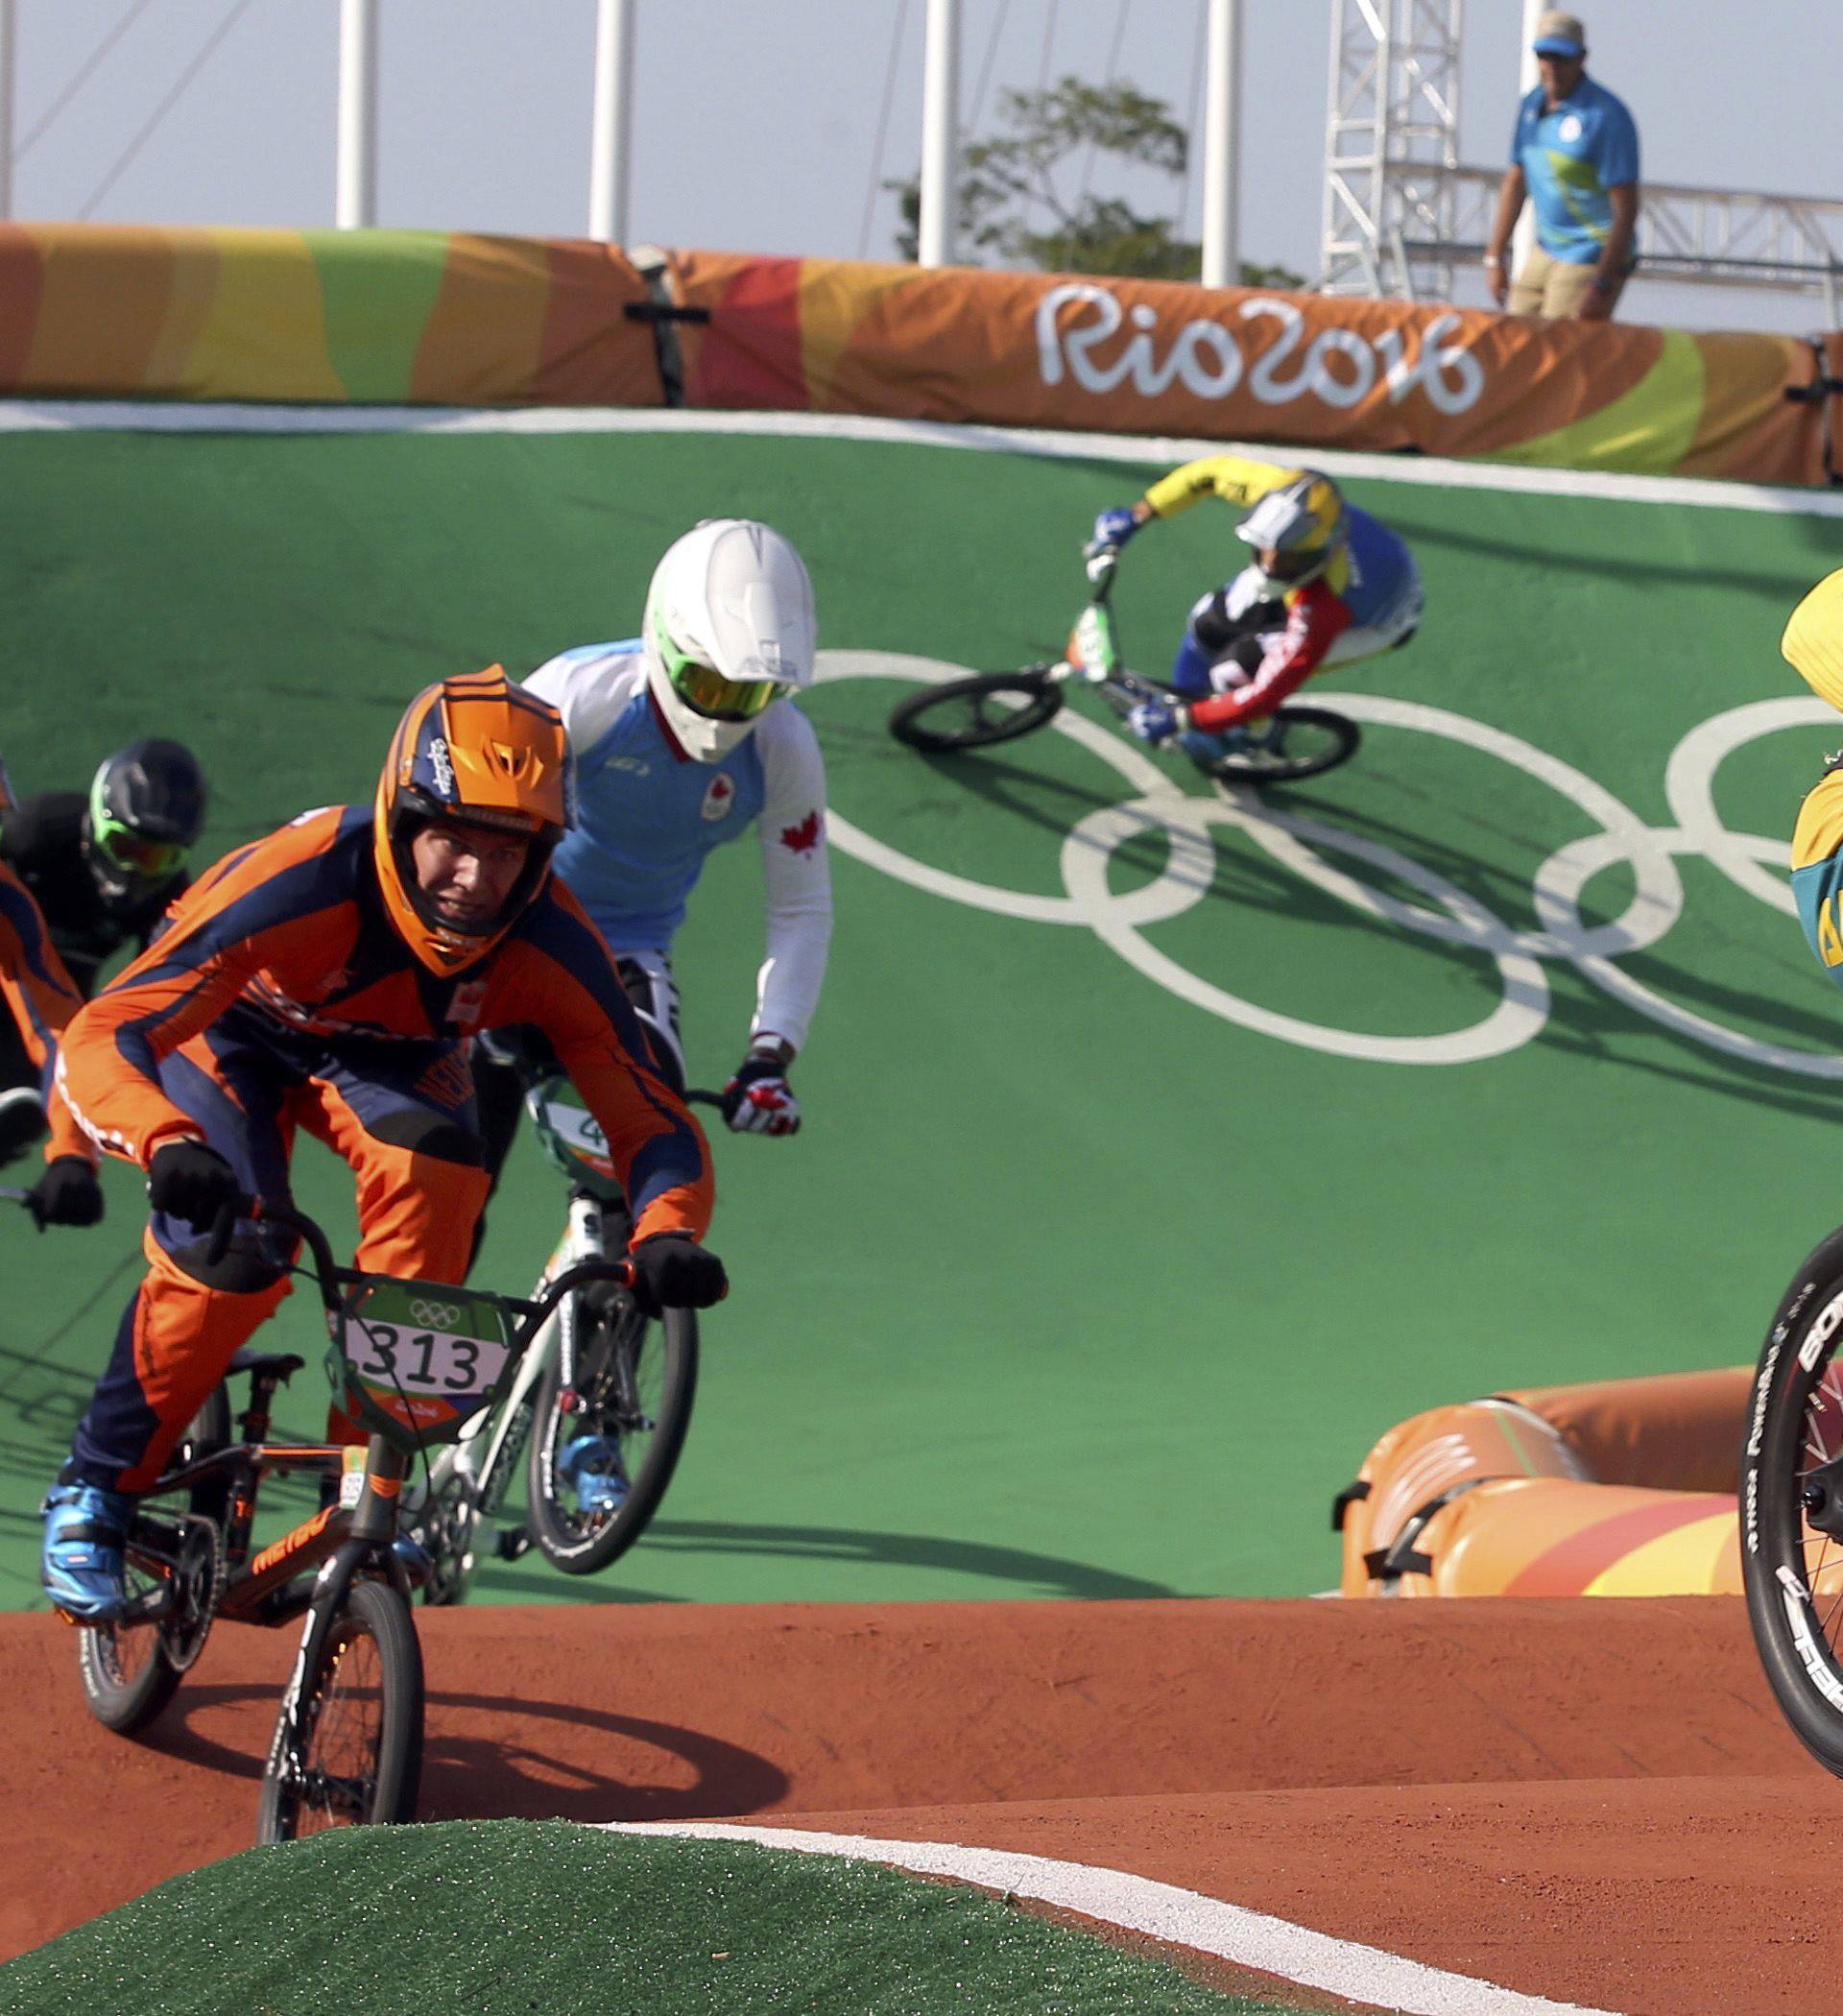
left=659, top=631, right=793, bottom=723
left=93, top=814, right=187, bottom=880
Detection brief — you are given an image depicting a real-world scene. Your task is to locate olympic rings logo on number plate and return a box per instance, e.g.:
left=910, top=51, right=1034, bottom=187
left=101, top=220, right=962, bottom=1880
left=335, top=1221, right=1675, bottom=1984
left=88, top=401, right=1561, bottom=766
left=818, top=651, right=1843, bottom=1075
left=408, top=1297, right=464, bottom=1329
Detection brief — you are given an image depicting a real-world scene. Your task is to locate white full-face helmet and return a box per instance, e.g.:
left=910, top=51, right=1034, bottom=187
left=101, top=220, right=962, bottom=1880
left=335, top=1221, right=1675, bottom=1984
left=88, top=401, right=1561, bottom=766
left=642, top=518, right=817, bottom=762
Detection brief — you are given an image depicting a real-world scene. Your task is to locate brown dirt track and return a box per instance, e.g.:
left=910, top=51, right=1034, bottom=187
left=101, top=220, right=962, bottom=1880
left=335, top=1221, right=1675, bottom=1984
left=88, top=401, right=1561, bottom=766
left=0, top=1595, right=1834, bottom=2013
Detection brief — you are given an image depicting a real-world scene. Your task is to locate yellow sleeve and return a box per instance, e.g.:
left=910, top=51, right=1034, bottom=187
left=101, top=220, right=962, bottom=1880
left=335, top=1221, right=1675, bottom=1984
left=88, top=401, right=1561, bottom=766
left=1142, top=454, right=1293, bottom=520
left=1784, top=569, right=1843, bottom=713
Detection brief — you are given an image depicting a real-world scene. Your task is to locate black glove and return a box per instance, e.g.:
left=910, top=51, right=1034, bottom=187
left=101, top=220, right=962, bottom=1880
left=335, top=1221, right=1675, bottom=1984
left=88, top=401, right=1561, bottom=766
left=147, top=1140, right=240, bottom=1232
left=27, top=1156, right=104, bottom=1229
left=627, top=1234, right=729, bottom=1318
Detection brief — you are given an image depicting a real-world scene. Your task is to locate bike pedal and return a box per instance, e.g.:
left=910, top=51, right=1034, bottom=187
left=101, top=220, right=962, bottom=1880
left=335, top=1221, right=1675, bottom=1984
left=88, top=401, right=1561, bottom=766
left=493, top=1524, right=533, bottom=1562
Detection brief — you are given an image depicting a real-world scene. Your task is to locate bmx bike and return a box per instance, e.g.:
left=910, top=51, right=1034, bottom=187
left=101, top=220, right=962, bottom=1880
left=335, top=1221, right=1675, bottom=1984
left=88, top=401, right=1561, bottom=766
left=58, top=1194, right=632, bottom=1841
left=887, top=546, right=1361, bottom=785
left=1740, top=1224, right=1843, bottom=1776
left=406, top=1076, right=714, bottom=1602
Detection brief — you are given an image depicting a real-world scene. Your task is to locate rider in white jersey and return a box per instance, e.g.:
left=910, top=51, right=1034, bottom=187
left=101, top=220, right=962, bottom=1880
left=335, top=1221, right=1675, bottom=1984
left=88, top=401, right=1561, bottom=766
left=473, top=518, right=831, bottom=1511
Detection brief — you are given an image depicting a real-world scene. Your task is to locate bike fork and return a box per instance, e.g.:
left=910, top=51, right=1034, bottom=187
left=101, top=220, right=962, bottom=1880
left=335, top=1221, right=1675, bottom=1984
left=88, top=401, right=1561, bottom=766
left=265, top=1443, right=410, bottom=1783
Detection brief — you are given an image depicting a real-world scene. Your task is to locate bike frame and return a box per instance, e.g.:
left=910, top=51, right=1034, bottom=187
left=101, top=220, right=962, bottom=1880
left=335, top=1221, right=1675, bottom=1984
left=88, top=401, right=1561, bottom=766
left=118, top=1204, right=628, bottom=1637
left=418, top=1188, right=607, bottom=1540
left=1056, top=548, right=1284, bottom=749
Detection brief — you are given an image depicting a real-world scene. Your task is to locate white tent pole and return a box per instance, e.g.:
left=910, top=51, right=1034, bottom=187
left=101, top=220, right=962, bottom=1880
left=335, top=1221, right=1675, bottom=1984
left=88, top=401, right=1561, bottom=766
left=589, top=0, right=636, bottom=242
left=1200, top=0, right=1241, bottom=288
left=918, top=0, right=960, bottom=267
left=0, top=0, right=14, bottom=221
left=336, top=0, right=378, bottom=228
left=1512, top=0, right=1544, bottom=271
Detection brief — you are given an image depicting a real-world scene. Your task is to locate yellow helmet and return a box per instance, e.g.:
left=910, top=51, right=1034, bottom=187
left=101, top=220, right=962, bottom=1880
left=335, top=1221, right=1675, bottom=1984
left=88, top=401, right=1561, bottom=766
left=1783, top=570, right=1843, bottom=713
left=1236, top=470, right=1347, bottom=594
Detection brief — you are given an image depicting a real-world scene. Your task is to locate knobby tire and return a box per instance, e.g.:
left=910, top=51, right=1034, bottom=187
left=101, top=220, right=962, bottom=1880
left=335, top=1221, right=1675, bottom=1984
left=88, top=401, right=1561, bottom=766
left=77, top=1387, right=232, bottom=1736
left=526, top=1303, right=699, bottom=1575
left=888, top=670, right=1064, bottom=752
left=255, top=1576, right=423, bottom=1841
left=1741, top=1223, right=1843, bottom=1778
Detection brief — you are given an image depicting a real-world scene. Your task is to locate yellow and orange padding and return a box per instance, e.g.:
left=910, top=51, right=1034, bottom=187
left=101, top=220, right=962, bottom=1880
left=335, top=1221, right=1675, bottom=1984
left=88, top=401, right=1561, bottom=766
left=1335, top=1367, right=1753, bottom=1598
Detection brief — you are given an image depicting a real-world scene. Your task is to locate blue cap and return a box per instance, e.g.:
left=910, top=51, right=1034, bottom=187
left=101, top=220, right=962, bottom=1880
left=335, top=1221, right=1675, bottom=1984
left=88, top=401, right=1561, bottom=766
left=1532, top=12, right=1586, bottom=58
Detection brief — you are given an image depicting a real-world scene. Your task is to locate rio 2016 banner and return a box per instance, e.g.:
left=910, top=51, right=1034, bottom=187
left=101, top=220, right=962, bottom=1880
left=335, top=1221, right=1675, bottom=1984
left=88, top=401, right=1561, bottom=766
left=0, top=224, right=660, bottom=406
left=0, top=225, right=1831, bottom=487
left=663, top=251, right=1831, bottom=488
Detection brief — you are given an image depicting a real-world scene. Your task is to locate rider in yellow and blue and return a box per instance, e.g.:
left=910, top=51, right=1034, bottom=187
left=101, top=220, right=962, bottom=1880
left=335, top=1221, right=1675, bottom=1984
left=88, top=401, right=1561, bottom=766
left=1090, top=455, right=1423, bottom=770
left=1787, top=572, right=1843, bottom=974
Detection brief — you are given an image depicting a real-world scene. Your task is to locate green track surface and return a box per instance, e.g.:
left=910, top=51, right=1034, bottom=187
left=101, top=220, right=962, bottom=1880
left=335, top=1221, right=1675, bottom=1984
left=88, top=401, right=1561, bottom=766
left=2, top=422, right=1841, bottom=1606
left=0, top=1821, right=1290, bottom=2015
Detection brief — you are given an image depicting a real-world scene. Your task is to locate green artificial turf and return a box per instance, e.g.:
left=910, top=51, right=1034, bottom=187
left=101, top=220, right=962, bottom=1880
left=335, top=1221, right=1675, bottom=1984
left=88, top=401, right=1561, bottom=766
left=0, top=1821, right=1302, bottom=2016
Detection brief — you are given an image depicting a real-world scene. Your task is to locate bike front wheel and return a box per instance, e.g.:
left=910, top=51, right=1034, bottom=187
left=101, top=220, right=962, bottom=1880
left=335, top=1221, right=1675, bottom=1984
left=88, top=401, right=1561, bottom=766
left=888, top=669, right=1064, bottom=752
left=1204, top=705, right=1360, bottom=785
left=1741, top=1225, right=1843, bottom=1776
left=255, top=1576, right=423, bottom=1841
left=77, top=1387, right=232, bottom=1737
left=526, top=1301, right=698, bottom=1575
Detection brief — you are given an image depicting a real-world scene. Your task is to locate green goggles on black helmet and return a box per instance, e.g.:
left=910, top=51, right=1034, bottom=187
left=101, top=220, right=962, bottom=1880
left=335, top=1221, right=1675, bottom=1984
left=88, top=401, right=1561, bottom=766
left=90, top=810, right=188, bottom=880
left=655, top=610, right=795, bottom=722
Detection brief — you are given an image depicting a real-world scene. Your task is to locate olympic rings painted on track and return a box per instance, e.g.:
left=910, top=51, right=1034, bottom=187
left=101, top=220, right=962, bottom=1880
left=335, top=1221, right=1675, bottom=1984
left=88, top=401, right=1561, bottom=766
left=818, top=652, right=1841, bottom=1073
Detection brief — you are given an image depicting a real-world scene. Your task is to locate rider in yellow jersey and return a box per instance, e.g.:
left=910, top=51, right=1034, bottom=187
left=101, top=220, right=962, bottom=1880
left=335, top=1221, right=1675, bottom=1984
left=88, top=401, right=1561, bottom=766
left=1785, top=571, right=1843, bottom=974
left=1089, top=455, right=1424, bottom=767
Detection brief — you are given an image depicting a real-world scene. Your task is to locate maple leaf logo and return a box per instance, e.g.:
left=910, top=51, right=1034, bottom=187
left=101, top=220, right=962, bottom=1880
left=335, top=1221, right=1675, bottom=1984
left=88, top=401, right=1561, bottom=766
left=779, top=809, right=822, bottom=855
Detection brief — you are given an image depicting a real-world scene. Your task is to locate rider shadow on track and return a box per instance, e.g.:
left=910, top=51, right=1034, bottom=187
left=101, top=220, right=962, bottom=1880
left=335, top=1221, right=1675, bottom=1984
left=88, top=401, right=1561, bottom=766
left=912, top=741, right=1843, bottom=1122
left=151, top=1683, right=793, bottom=1821
left=466, top=1522, right=1177, bottom=1605
left=1281, top=779, right=1843, bottom=1121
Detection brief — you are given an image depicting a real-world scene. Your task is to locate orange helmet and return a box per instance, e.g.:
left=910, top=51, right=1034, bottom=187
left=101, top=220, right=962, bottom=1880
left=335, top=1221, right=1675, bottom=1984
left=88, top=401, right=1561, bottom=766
left=373, top=668, right=575, bottom=976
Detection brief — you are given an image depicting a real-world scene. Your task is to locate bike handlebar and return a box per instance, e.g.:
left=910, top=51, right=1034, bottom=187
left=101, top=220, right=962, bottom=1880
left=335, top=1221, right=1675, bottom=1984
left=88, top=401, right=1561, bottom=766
left=203, top=1191, right=641, bottom=1322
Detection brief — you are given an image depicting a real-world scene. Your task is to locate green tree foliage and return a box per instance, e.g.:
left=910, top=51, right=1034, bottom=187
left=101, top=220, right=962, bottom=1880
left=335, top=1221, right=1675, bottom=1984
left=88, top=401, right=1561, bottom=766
left=890, top=76, right=1305, bottom=289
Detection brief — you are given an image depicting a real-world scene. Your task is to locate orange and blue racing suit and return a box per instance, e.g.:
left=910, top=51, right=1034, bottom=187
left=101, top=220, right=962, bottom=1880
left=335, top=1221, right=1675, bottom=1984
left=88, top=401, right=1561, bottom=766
left=0, top=859, right=91, bottom=1166
left=1141, top=454, right=1423, bottom=735
left=55, top=804, right=714, bottom=1494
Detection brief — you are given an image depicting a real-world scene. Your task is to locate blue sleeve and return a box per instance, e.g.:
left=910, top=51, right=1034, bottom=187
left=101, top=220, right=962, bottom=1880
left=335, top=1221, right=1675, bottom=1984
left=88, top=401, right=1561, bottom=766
left=1594, top=100, right=1640, bottom=187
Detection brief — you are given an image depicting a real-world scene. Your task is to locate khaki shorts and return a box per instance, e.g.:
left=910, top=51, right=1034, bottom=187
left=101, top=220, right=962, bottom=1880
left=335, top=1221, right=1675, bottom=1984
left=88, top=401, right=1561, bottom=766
left=1508, top=242, right=1623, bottom=320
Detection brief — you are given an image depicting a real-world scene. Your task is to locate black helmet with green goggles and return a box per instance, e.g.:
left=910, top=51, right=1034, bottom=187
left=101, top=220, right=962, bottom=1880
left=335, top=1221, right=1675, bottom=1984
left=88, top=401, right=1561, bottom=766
left=84, top=738, right=206, bottom=900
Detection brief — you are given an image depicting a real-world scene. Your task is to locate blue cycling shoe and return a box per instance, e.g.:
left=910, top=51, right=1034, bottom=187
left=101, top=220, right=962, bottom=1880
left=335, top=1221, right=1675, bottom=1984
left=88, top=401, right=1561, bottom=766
left=41, top=1482, right=133, bottom=1620
left=558, top=1434, right=629, bottom=1517
left=1180, top=727, right=1234, bottom=770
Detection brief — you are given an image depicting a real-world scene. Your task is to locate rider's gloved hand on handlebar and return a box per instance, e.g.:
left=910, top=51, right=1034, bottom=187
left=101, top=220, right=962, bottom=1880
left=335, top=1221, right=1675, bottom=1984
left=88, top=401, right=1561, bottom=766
left=147, top=1139, right=241, bottom=1232
left=28, top=1156, right=104, bottom=1230
left=721, top=1051, right=802, bottom=1137
left=628, top=1234, right=729, bottom=1317
left=1089, top=507, right=1140, bottom=554
left=1128, top=698, right=1185, bottom=746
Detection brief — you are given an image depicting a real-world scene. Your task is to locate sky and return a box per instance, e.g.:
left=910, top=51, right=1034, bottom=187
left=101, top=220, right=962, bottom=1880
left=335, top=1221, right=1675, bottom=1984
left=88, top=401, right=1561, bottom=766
left=6, top=1, right=1837, bottom=337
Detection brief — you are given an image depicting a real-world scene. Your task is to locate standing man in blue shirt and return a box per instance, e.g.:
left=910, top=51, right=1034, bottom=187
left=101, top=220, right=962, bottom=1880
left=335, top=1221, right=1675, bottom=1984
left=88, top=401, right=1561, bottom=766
left=1483, top=12, right=1640, bottom=322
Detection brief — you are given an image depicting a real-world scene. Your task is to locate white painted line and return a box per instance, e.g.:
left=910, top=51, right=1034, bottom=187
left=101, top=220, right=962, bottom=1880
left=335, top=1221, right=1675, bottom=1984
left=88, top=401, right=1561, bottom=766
left=2, top=397, right=1839, bottom=518
left=601, top=1820, right=1623, bottom=2016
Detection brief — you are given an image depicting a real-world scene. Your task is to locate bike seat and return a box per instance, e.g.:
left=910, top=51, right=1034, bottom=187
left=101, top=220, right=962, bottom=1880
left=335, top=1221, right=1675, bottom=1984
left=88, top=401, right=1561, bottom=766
left=229, top=1349, right=305, bottom=1383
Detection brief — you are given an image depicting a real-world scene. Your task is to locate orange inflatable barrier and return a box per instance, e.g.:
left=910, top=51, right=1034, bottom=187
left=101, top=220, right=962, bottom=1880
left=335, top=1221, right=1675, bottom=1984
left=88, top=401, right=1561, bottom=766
left=1336, top=1368, right=1753, bottom=1598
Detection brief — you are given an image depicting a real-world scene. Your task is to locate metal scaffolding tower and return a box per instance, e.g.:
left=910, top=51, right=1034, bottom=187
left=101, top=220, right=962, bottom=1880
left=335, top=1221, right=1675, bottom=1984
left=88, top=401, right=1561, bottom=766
left=1320, top=0, right=1466, bottom=300
left=1320, top=0, right=1843, bottom=319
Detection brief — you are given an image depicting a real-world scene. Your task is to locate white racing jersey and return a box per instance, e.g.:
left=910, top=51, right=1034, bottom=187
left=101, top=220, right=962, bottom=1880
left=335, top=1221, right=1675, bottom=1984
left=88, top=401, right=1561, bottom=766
left=526, top=644, right=831, bottom=1052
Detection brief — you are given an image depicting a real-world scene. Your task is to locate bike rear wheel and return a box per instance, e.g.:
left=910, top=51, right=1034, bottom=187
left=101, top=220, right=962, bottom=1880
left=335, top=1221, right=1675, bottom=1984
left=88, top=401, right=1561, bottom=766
left=1741, top=1225, right=1843, bottom=1776
left=1204, top=705, right=1360, bottom=784
left=525, top=1300, right=698, bottom=1575
left=255, top=1576, right=423, bottom=1841
left=889, top=669, right=1064, bottom=752
left=77, top=1387, right=232, bottom=1736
